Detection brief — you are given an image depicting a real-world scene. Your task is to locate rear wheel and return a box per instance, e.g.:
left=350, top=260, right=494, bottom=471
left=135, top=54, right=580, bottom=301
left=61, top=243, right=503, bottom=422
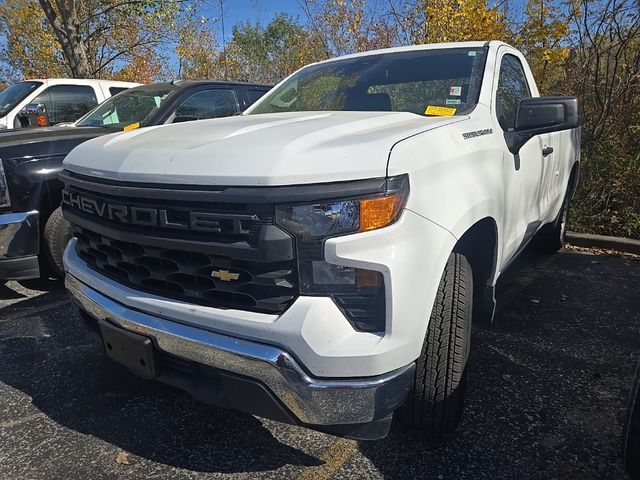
left=397, top=252, right=473, bottom=433
left=533, top=188, right=570, bottom=254
left=43, top=207, right=73, bottom=278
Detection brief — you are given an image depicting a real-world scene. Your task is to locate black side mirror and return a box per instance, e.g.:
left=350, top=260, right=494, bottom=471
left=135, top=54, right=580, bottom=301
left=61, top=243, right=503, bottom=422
left=16, top=103, right=50, bottom=128
left=506, top=96, right=580, bottom=155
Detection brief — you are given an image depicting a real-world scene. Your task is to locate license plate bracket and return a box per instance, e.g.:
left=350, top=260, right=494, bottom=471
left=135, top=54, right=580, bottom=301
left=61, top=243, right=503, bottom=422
left=98, top=319, right=159, bottom=379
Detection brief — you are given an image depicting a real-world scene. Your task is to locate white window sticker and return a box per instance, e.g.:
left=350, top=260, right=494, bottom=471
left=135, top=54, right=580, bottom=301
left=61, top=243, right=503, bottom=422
left=449, top=86, right=462, bottom=96
left=446, top=99, right=462, bottom=105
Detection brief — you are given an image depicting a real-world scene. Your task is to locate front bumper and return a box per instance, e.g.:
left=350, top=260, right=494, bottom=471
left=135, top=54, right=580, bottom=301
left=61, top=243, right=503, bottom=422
left=0, top=211, right=40, bottom=280
left=66, top=273, right=415, bottom=439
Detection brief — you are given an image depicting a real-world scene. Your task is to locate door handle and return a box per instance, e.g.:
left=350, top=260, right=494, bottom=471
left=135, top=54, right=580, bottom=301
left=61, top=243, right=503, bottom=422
left=542, top=146, right=554, bottom=157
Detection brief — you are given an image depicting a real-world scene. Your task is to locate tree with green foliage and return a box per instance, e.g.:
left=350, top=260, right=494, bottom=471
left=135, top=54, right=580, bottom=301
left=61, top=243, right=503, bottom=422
left=564, top=0, right=640, bottom=238
left=390, top=0, right=510, bottom=45
left=37, top=0, right=183, bottom=78
left=0, top=0, right=186, bottom=80
left=226, top=13, right=327, bottom=83
left=0, top=0, right=68, bottom=79
left=176, top=14, right=221, bottom=80
left=301, top=0, right=395, bottom=55
left=515, top=0, right=572, bottom=94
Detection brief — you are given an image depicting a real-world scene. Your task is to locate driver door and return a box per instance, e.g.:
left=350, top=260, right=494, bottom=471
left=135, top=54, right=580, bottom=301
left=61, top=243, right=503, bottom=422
left=494, top=52, right=550, bottom=264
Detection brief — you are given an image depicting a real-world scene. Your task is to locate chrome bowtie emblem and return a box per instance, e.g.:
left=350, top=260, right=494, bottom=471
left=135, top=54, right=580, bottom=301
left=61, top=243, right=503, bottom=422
left=211, top=269, right=240, bottom=282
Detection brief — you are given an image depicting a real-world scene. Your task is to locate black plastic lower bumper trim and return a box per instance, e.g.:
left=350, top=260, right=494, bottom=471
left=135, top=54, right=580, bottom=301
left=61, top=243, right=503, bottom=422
left=0, top=255, right=40, bottom=280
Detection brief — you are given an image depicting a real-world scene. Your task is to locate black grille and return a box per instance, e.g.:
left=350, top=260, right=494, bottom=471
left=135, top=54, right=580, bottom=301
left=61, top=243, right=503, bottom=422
left=74, top=227, right=298, bottom=314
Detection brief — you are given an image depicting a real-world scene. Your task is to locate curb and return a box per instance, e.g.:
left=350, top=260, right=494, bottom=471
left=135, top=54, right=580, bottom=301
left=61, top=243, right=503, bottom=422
left=566, top=231, right=640, bottom=255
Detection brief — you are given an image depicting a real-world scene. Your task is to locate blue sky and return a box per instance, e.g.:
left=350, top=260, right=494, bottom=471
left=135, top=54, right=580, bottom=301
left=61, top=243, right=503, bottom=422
left=201, top=0, right=306, bottom=44
left=197, top=0, right=530, bottom=46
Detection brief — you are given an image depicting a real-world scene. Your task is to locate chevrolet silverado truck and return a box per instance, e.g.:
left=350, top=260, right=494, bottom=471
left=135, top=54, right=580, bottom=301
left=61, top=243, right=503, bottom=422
left=61, top=41, right=580, bottom=440
left=0, top=81, right=270, bottom=281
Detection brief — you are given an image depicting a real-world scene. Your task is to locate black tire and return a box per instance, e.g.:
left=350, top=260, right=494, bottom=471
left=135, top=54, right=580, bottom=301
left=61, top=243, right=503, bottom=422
left=533, top=187, right=570, bottom=254
left=397, top=252, right=473, bottom=433
left=623, top=358, right=640, bottom=479
left=43, top=207, right=73, bottom=278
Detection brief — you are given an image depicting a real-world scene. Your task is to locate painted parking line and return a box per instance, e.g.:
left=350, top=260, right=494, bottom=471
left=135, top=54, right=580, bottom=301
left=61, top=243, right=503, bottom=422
left=295, top=438, right=358, bottom=480
left=0, top=299, right=71, bottom=322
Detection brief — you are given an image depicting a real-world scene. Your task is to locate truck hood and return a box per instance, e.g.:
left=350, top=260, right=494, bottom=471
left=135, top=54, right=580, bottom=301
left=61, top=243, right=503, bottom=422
left=0, top=126, right=108, bottom=152
left=63, top=111, right=465, bottom=186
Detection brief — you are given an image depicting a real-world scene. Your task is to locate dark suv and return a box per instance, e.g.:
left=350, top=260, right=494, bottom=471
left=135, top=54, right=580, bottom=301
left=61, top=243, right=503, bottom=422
left=0, top=81, right=271, bottom=281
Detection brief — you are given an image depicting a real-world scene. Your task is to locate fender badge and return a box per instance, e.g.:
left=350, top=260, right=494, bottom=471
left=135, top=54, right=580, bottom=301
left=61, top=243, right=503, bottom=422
left=462, top=128, right=493, bottom=140
left=211, top=270, right=240, bottom=281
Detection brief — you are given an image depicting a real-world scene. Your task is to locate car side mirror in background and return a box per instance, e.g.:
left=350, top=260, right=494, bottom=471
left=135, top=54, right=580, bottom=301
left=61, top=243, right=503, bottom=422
left=16, top=103, right=50, bottom=128
left=505, top=96, right=580, bottom=155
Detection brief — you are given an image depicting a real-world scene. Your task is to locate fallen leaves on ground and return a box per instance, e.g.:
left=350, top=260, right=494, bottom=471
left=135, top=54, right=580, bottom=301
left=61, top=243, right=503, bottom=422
left=564, top=243, right=640, bottom=260
left=115, top=451, right=131, bottom=465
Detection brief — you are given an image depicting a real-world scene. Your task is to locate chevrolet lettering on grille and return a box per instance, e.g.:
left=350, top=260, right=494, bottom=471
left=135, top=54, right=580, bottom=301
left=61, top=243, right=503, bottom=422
left=62, top=189, right=257, bottom=234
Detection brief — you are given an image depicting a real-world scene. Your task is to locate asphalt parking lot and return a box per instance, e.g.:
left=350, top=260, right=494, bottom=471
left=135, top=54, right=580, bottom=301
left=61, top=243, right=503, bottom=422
left=1, top=247, right=639, bottom=480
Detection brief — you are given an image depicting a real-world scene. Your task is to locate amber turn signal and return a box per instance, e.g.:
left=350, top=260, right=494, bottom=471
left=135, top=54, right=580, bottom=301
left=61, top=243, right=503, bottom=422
left=359, top=193, right=405, bottom=232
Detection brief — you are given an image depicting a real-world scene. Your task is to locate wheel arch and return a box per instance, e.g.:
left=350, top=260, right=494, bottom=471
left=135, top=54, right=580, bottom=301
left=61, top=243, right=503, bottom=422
left=567, top=160, right=580, bottom=200
left=452, top=216, right=500, bottom=323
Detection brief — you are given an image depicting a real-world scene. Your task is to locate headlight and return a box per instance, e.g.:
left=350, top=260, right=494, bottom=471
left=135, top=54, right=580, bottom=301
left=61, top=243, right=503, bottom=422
left=0, top=160, right=10, bottom=209
left=276, top=199, right=360, bottom=240
left=276, top=175, right=409, bottom=333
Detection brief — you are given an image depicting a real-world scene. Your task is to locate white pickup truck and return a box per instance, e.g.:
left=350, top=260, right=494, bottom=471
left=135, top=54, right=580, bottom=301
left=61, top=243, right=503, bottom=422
left=0, top=78, right=139, bottom=129
left=61, top=41, right=580, bottom=440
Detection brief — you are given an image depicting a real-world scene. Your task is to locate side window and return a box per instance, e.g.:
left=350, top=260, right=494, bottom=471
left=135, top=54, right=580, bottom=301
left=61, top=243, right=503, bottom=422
left=495, top=54, right=531, bottom=131
left=109, top=87, right=129, bottom=96
left=247, top=89, right=268, bottom=106
left=173, top=89, right=239, bottom=122
left=33, top=85, right=98, bottom=124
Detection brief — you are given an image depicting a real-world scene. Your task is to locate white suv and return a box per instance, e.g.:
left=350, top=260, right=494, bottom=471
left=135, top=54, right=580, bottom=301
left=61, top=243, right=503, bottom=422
left=0, top=78, right=140, bottom=129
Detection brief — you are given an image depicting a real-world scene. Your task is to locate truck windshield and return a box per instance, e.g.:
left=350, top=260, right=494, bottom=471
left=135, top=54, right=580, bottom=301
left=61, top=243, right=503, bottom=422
left=75, top=84, right=176, bottom=129
left=0, top=81, right=43, bottom=118
left=249, top=47, right=488, bottom=116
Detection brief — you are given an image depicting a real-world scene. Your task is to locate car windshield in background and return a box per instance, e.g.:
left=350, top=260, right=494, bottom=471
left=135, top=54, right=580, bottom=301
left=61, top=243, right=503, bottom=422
left=75, top=85, right=176, bottom=129
left=250, top=47, right=488, bottom=116
left=0, top=81, right=43, bottom=118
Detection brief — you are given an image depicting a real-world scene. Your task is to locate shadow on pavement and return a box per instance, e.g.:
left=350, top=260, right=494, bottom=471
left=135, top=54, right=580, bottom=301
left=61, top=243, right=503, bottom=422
left=0, top=293, right=321, bottom=474
left=1, top=248, right=638, bottom=478
left=359, top=249, right=640, bottom=479
left=0, top=278, right=65, bottom=301
left=0, top=282, right=28, bottom=300
left=17, top=277, right=67, bottom=292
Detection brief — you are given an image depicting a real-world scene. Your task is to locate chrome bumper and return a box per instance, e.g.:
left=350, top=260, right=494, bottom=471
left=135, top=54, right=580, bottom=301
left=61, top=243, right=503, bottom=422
left=0, top=211, right=40, bottom=280
left=65, top=273, right=414, bottom=427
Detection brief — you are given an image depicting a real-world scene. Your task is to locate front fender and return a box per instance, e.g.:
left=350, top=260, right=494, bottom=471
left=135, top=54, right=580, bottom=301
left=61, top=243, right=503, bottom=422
left=5, top=155, right=65, bottom=212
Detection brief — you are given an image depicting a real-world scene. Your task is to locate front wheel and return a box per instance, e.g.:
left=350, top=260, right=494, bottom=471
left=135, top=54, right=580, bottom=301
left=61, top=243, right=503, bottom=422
left=397, top=252, right=473, bottom=433
left=43, top=207, right=73, bottom=278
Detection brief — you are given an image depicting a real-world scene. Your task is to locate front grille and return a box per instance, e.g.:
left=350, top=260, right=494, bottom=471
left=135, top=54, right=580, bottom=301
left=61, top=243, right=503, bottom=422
left=62, top=174, right=300, bottom=315
left=75, top=228, right=298, bottom=314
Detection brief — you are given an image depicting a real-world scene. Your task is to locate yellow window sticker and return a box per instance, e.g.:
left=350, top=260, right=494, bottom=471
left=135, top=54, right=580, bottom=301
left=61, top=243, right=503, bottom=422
left=123, top=122, right=140, bottom=132
left=425, top=105, right=456, bottom=116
